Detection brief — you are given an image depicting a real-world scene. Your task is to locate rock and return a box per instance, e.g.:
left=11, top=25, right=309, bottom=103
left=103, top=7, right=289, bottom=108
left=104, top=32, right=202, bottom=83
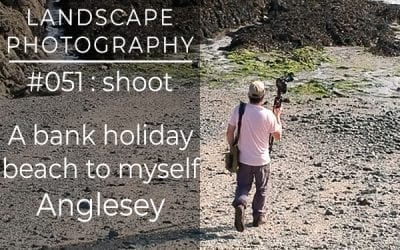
left=107, top=228, right=119, bottom=240
left=357, top=197, right=372, bottom=206
left=351, top=224, right=365, bottom=232
left=251, top=238, right=262, bottom=245
left=36, top=187, right=49, bottom=193
left=313, top=162, right=323, bottom=167
left=41, top=156, right=52, bottom=161
left=362, top=166, right=374, bottom=171
left=79, top=201, right=91, bottom=210
left=192, top=60, right=200, bottom=68
left=325, top=209, right=334, bottom=216
left=2, top=215, right=13, bottom=223
left=360, top=188, right=377, bottom=195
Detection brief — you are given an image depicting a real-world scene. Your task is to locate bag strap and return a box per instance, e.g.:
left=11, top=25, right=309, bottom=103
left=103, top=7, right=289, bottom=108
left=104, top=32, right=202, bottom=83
left=234, top=102, right=246, bottom=145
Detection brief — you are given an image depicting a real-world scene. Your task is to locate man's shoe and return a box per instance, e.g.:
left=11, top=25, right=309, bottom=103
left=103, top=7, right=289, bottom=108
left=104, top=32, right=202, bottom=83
left=234, top=205, right=245, bottom=232
left=253, top=214, right=267, bottom=227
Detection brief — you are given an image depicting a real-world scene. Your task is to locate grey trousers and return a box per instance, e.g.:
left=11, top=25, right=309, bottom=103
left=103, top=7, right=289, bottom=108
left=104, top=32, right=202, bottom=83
left=232, top=162, right=271, bottom=216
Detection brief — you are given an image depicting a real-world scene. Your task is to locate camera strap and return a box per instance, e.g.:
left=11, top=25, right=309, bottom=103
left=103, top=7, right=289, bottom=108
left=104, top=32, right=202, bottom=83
left=234, top=101, right=246, bottom=145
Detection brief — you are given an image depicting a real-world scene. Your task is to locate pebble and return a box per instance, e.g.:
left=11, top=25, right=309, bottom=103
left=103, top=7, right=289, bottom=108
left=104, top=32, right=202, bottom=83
left=79, top=201, right=91, bottom=210
left=356, top=197, right=372, bottom=206
left=325, top=209, right=334, bottom=216
left=107, top=228, right=119, bottom=240
left=313, top=162, right=323, bottom=167
left=352, top=224, right=365, bottom=232
left=360, top=189, right=376, bottom=195
left=2, top=215, right=13, bottom=223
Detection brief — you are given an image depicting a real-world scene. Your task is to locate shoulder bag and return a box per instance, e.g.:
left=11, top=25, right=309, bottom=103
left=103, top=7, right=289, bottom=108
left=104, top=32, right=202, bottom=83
left=225, top=102, right=246, bottom=173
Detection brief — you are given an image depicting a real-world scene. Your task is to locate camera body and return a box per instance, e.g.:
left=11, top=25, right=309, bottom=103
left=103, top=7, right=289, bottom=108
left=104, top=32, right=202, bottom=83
left=274, top=73, right=294, bottom=108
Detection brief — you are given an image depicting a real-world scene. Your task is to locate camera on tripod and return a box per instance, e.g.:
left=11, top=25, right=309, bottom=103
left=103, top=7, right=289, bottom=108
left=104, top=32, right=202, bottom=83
left=274, top=72, right=294, bottom=109
left=268, top=72, right=294, bottom=153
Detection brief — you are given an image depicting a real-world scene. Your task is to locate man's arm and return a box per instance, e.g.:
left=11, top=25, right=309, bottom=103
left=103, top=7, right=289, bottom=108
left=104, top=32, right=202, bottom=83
left=226, top=124, right=236, bottom=147
left=272, top=107, right=282, bottom=140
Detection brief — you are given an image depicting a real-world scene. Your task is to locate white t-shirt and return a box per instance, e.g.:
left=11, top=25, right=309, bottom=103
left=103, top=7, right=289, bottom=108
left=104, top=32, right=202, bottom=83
left=228, top=103, right=282, bottom=166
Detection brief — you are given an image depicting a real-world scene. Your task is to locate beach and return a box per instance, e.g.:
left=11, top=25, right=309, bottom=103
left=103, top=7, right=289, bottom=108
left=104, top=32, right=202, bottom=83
left=0, top=0, right=399, bottom=248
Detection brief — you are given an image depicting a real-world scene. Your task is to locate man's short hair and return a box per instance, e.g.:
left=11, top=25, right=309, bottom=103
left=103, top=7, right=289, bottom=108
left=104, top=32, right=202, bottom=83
left=249, top=95, right=265, bottom=104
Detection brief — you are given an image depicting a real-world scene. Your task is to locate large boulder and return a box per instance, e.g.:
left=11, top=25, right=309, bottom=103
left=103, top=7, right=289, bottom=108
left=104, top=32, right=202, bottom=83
left=0, top=0, right=45, bottom=98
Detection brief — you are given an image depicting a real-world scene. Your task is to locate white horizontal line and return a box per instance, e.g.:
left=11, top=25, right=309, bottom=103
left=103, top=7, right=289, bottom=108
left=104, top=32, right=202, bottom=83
left=9, top=60, right=194, bottom=64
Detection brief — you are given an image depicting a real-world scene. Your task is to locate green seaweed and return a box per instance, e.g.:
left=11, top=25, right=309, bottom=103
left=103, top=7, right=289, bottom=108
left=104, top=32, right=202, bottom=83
left=334, top=80, right=356, bottom=90
left=290, top=80, right=328, bottom=97
left=227, top=47, right=331, bottom=79
left=205, top=71, right=247, bottom=88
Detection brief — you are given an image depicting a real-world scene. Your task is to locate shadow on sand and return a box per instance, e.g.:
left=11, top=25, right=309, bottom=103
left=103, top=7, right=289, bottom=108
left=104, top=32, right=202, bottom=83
left=55, top=225, right=235, bottom=249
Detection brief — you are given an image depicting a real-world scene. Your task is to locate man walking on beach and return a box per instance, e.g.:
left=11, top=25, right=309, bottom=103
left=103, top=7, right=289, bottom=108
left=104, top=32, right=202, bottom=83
left=226, top=81, right=282, bottom=232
